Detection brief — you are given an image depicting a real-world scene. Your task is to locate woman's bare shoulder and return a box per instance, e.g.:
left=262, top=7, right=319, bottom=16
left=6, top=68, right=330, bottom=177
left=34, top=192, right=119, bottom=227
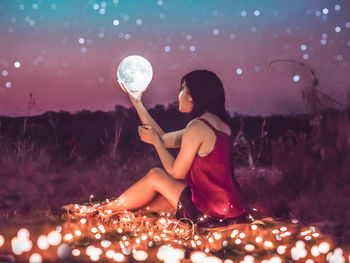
left=184, top=119, right=208, bottom=136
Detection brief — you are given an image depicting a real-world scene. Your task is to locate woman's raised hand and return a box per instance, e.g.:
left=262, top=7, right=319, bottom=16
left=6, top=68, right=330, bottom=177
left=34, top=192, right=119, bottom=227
left=117, top=80, right=143, bottom=104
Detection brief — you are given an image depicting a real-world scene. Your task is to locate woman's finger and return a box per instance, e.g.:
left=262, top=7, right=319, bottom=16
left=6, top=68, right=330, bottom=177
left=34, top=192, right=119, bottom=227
left=118, top=80, right=128, bottom=93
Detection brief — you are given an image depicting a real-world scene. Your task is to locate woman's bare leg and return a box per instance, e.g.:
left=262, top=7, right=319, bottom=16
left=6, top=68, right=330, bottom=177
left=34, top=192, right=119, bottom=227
left=141, top=194, right=176, bottom=214
left=104, top=167, right=186, bottom=211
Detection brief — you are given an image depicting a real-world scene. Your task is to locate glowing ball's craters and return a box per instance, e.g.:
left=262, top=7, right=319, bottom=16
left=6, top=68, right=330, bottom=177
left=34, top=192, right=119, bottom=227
left=117, top=55, right=153, bottom=93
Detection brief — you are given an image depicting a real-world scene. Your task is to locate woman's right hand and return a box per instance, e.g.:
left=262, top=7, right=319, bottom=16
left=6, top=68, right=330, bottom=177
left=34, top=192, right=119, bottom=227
left=117, top=80, right=143, bottom=104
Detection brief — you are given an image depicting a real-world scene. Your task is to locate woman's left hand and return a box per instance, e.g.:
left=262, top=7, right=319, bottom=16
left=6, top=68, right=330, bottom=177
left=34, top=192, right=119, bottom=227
left=138, top=124, right=160, bottom=145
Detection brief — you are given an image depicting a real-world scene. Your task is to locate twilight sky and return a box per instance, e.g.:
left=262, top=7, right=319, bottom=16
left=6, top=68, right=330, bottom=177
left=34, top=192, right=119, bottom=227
left=0, top=0, right=349, bottom=117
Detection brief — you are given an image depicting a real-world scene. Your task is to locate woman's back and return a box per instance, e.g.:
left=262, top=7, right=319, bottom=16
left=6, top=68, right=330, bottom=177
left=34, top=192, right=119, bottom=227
left=186, top=115, right=246, bottom=219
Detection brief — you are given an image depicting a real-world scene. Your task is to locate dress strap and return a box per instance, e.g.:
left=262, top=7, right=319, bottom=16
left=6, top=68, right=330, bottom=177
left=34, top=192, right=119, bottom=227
left=196, top=118, right=218, bottom=133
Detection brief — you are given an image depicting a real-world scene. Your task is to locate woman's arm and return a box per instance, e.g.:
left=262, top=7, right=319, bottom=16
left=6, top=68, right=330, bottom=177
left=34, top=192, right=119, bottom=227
left=161, top=129, right=185, bottom=148
left=118, top=81, right=183, bottom=148
left=152, top=120, right=202, bottom=179
left=131, top=100, right=165, bottom=137
left=117, top=80, right=165, bottom=138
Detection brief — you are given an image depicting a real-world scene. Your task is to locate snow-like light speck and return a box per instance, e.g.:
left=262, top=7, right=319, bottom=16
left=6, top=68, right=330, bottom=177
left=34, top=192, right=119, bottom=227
left=293, top=75, right=300, bottom=82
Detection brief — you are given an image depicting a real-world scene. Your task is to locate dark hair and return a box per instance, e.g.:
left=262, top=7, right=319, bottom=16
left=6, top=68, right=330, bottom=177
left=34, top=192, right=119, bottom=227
left=180, top=70, right=233, bottom=135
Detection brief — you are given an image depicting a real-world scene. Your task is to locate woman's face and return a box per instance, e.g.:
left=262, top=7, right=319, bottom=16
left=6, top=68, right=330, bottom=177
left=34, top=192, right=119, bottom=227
left=178, top=81, right=193, bottom=113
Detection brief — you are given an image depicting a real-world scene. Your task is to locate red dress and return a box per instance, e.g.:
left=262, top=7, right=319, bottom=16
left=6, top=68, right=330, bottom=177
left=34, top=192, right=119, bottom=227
left=176, top=117, right=246, bottom=225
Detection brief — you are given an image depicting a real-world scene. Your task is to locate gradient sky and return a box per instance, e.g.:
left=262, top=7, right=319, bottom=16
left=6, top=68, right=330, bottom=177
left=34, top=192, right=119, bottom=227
left=0, top=0, right=349, bottom=117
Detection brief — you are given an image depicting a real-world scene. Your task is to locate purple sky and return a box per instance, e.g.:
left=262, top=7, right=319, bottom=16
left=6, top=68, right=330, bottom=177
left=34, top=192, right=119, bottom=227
left=0, top=0, right=349, bottom=117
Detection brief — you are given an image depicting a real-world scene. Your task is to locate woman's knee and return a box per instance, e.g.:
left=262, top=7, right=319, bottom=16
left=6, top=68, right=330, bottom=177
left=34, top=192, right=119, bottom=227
left=146, top=167, right=165, bottom=180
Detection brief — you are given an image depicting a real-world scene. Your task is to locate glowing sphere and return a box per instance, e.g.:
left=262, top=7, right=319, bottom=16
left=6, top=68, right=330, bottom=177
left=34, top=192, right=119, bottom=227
left=57, top=243, right=71, bottom=259
left=29, top=253, right=42, bottom=263
left=117, top=55, right=153, bottom=92
left=17, top=228, right=30, bottom=239
left=113, top=253, right=125, bottom=262
left=37, top=235, right=49, bottom=250
left=47, top=231, right=62, bottom=246
left=0, top=235, right=4, bottom=247
left=133, top=250, right=148, bottom=261
left=190, top=251, right=207, bottom=263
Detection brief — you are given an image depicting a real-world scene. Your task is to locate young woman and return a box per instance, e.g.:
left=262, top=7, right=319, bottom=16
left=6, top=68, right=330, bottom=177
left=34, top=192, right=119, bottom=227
left=101, top=69, right=247, bottom=227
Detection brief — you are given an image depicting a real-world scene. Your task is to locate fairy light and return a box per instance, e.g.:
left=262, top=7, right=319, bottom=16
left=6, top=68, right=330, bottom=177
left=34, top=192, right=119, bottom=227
left=37, top=235, right=49, bottom=250
left=0, top=235, right=4, bottom=247
left=47, top=231, right=62, bottom=246
left=318, top=242, right=330, bottom=253
left=133, top=250, right=148, bottom=261
left=245, top=244, right=255, bottom=251
left=64, top=233, right=73, bottom=241
left=269, top=256, right=282, bottom=263
left=72, top=248, right=80, bottom=256
left=29, top=253, right=42, bottom=263
left=17, top=228, right=30, bottom=239
left=106, top=250, right=115, bottom=258
left=214, top=232, right=222, bottom=240
left=2, top=205, right=348, bottom=262
left=327, top=248, right=345, bottom=262
left=190, top=251, right=207, bottom=263
left=243, top=255, right=254, bottom=263
left=238, top=232, right=245, bottom=239
left=58, top=243, right=70, bottom=258
left=311, top=245, right=320, bottom=256
left=101, top=240, right=111, bottom=248
left=277, top=245, right=287, bottom=255
left=291, top=241, right=307, bottom=261
left=113, top=252, right=125, bottom=262
left=264, top=241, right=273, bottom=248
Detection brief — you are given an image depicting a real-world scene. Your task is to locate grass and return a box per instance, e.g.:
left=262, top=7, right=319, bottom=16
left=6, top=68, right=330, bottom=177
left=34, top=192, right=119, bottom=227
left=0, top=108, right=350, bottom=262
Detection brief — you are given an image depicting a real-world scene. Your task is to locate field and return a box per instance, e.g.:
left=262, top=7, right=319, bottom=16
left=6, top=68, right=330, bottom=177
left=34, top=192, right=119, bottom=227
left=0, top=105, right=349, bottom=262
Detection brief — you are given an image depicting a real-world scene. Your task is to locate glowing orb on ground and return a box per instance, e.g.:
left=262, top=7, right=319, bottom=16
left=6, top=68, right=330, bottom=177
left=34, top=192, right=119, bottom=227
left=117, top=55, right=153, bottom=92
